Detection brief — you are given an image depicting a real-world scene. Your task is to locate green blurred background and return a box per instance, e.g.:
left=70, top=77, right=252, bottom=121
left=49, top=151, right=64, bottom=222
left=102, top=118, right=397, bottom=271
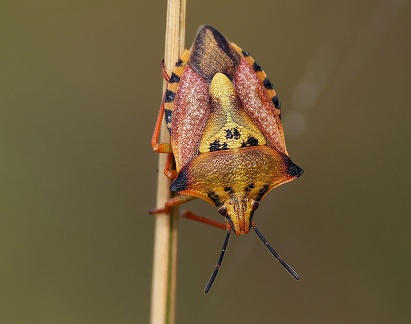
left=1, top=0, right=410, bottom=323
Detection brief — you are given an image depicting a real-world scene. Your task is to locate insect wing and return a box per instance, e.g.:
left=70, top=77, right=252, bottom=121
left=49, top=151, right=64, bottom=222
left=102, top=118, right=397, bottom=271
left=233, top=57, right=288, bottom=155
left=171, top=66, right=210, bottom=171
left=189, top=25, right=241, bottom=81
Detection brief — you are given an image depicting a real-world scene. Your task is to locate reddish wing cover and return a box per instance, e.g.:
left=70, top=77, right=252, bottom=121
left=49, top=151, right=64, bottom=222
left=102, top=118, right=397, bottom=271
left=234, top=57, right=288, bottom=155
left=171, top=66, right=210, bottom=171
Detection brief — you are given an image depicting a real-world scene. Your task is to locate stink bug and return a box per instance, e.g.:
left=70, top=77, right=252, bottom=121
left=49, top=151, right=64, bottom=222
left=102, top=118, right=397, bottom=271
left=152, top=25, right=303, bottom=293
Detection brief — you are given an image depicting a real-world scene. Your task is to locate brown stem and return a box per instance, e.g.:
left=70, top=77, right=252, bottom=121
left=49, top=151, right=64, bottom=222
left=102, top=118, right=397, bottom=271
left=150, top=1, right=186, bottom=324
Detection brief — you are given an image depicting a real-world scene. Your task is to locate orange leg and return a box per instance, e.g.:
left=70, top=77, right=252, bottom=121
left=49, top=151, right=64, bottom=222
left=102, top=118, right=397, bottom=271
left=149, top=194, right=197, bottom=215
left=181, top=210, right=227, bottom=230
left=151, top=99, right=172, bottom=154
left=151, top=89, right=179, bottom=180
left=152, top=62, right=178, bottom=179
left=149, top=195, right=227, bottom=231
left=151, top=100, right=177, bottom=180
left=152, top=61, right=172, bottom=152
left=164, top=153, right=178, bottom=180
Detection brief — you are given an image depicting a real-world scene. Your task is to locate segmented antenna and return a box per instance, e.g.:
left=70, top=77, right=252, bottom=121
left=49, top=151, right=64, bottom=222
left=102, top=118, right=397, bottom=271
left=204, top=229, right=231, bottom=293
left=251, top=221, right=299, bottom=280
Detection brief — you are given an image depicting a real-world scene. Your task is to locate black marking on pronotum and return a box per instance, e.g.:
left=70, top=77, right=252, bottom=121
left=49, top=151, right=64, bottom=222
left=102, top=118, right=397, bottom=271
left=287, top=161, right=304, bottom=178
left=164, top=89, right=175, bottom=103
left=224, top=186, right=234, bottom=194
left=244, top=183, right=255, bottom=194
left=169, top=72, right=180, bottom=83
left=252, top=62, right=263, bottom=72
left=242, top=50, right=250, bottom=57
left=208, top=191, right=222, bottom=207
left=169, top=170, right=189, bottom=192
left=255, top=184, right=269, bottom=201
left=263, top=77, right=274, bottom=90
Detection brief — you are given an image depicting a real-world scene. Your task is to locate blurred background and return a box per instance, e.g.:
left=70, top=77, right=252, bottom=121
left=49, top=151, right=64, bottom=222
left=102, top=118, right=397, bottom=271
left=1, top=0, right=410, bottom=323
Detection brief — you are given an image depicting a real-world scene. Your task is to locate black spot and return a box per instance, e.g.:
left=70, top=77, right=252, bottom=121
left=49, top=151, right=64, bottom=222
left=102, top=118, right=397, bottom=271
left=241, top=137, right=259, bottom=147
left=233, top=128, right=241, bottom=139
left=169, top=72, right=180, bottom=83
left=242, top=50, right=250, bottom=57
left=224, top=186, right=234, bottom=194
left=255, top=184, right=269, bottom=201
left=252, top=62, right=263, bottom=72
left=209, top=140, right=228, bottom=151
left=208, top=191, right=222, bottom=207
left=245, top=183, right=255, bottom=194
left=209, top=140, right=220, bottom=151
left=247, top=137, right=259, bottom=146
left=164, top=89, right=175, bottom=103
left=226, top=128, right=241, bottom=139
left=176, top=58, right=183, bottom=67
left=272, top=96, right=281, bottom=109
left=263, top=77, right=274, bottom=90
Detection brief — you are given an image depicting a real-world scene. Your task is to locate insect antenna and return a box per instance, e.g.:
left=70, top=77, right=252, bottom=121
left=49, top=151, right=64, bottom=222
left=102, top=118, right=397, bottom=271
left=204, top=229, right=231, bottom=293
left=251, top=221, right=300, bottom=280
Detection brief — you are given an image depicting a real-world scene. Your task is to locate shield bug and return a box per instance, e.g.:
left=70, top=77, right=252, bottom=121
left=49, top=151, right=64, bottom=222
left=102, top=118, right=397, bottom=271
left=152, top=25, right=303, bottom=293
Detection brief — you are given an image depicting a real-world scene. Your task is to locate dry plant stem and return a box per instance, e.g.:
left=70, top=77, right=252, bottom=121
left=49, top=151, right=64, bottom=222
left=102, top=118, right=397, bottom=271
left=150, top=1, right=186, bottom=324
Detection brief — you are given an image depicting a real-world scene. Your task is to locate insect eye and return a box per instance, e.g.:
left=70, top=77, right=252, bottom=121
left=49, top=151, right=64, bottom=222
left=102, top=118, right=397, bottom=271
left=251, top=201, right=259, bottom=211
left=218, top=206, right=227, bottom=216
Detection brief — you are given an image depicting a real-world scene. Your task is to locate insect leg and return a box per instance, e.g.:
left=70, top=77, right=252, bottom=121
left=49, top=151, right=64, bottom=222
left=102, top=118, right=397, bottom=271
left=148, top=194, right=197, bottom=215
left=180, top=210, right=226, bottom=230
left=151, top=99, right=172, bottom=154
left=163, top=153, right=178, bottom=180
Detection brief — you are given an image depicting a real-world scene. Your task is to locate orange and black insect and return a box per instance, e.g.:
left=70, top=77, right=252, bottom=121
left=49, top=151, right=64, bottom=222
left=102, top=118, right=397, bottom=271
left=152, top=25, right=303, bottom=293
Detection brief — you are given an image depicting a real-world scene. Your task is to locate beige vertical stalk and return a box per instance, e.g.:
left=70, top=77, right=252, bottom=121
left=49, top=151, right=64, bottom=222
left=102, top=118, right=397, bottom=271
left=150, top=1, right=186, bottom=324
